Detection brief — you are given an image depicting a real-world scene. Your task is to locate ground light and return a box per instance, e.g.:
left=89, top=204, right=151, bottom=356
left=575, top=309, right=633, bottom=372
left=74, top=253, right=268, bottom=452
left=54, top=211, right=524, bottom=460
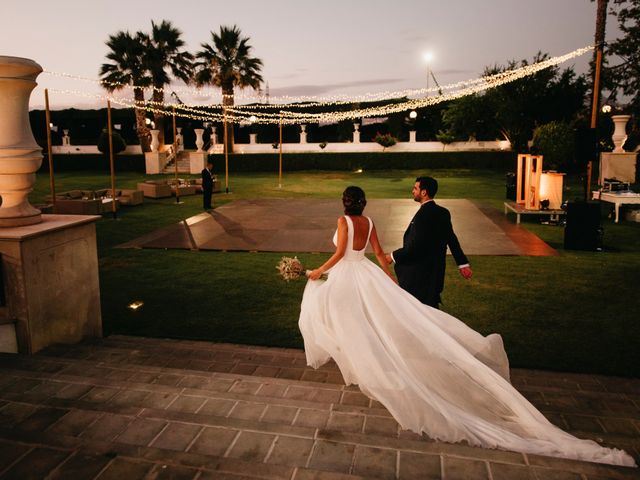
left=127, top=301, right=144, bottom=311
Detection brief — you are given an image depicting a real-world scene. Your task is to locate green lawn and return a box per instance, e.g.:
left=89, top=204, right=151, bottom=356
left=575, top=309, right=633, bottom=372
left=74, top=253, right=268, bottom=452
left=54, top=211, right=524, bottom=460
left=32, top=169, right=640, bottom=377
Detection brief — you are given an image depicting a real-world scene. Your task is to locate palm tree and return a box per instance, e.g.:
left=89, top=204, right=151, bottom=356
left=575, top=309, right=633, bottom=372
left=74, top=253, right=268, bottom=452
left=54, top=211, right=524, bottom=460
left=144, top=20, right=194, bottom=148
left=100, top=31, right=153, bottom=152
left=194, top=25, right=263, bottom=152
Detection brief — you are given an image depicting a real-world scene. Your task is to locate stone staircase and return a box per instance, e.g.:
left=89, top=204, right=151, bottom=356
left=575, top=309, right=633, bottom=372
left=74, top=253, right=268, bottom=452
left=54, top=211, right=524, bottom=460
left=0, top=335, right=638, bottom=479
left=163, top=151, right=191, bottom=174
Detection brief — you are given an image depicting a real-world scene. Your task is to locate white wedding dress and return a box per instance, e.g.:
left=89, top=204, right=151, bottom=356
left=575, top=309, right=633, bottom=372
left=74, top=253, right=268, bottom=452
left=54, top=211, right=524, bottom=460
left=299, top=215, right=636, bottom=467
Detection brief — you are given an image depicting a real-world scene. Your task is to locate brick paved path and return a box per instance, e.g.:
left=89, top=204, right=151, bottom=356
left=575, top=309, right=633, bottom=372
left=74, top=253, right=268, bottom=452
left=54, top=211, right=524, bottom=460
left=0, top=336, right=638, bottom=479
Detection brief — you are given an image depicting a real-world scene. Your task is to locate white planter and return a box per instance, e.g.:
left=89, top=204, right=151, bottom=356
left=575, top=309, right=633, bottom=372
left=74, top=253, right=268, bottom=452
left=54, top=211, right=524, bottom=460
left=249, top=133, right=257, bottom=145
left=0, top=56, right=43, bottom=227
left=150, top=129, right=160, bottom=152
left=194, top=128, right=204, bottom=152
left=611, top=115, right=631, bottom=153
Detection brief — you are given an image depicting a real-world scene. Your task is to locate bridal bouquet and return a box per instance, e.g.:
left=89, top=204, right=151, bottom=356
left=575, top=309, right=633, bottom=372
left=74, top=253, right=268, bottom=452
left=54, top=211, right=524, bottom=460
left=276, top=256, right=327, bottom=282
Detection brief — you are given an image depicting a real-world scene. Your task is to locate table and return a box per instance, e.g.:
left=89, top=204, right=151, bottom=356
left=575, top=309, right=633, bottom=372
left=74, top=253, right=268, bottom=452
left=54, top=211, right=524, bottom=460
left=592, top=191, right=640, bottom=223
left=504, top=201, right=565, bottom=224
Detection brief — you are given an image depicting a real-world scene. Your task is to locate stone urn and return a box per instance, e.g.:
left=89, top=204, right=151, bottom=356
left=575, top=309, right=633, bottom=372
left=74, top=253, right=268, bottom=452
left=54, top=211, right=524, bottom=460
left=300, top=125, right=307, bottom=144
left=150, top=129, right=160, bottom=152
left=0, top=56, right=43, bottom=227
left=611, top=114, right=631, bottom=153
left=194, top=129, right=205, bottom=152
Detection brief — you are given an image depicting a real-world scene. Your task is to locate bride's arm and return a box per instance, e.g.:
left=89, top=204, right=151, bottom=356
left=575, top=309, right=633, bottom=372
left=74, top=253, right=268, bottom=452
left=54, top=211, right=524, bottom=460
left=370, top=223, right=397, bottom=283
left=308, top=217, right=348, bottom=280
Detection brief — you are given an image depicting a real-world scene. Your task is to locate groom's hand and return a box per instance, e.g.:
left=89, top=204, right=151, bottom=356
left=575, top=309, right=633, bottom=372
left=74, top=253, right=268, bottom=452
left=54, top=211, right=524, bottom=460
left=459, top=266, right=473, bottom=280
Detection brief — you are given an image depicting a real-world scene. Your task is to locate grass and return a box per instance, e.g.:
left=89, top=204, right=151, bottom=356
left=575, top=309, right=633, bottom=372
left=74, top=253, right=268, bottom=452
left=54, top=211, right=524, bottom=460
left=32, top=169, right=640, bottom=377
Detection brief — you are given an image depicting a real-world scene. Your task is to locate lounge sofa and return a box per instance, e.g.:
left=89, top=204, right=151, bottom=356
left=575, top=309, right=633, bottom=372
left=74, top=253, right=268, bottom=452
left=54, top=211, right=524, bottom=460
left=136, top=181, right=172, bottom=199
left=95, top=189, right=144, bottom=206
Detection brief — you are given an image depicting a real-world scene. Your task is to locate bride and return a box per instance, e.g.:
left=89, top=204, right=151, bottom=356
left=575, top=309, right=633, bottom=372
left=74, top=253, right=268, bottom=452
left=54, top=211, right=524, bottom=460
left=299, top=186, right=636, bottom=467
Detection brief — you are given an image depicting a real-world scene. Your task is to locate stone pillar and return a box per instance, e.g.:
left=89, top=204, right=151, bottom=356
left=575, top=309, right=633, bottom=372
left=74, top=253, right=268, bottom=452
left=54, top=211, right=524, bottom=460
left=189, top=152, right=208, bottom=174
left=409, top=131, right=416, bottom=143
left=611, top=115, right=631, bottom=153
left=176, top=127, right=184, bottom=152
left=300, top=125, right=307, bottom=144
left=353, top=123, right=360, bottom=144
left=0, top=56, right=43, bottom=227
left=62, top=129, right=71, bottom=146
left=249, top=133, right=257, bottom=145
left=194, top=128, right=205, bottom=152
left=150, top=129, right=160, bottom=152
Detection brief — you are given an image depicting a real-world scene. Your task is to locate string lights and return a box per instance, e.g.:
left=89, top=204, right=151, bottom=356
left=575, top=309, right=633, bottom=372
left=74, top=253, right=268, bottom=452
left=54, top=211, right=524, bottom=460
left=43, top=45, right=593, bottom=126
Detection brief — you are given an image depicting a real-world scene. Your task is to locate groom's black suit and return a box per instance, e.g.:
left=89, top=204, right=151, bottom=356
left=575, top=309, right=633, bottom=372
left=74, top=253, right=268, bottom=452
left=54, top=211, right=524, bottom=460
left=393, top=201, right=468, bottom=307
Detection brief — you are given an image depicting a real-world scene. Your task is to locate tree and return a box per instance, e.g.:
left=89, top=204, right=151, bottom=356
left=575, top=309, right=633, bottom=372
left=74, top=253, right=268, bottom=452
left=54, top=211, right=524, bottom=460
left=194, top=25, right=263, bottom=153
left=532, top=121, right=576, bottom=171
left=100, top=31, right=152, bottom=152
left=144, top=20, right=193, bottom=149
left=97, top=128, right=127, bottom=156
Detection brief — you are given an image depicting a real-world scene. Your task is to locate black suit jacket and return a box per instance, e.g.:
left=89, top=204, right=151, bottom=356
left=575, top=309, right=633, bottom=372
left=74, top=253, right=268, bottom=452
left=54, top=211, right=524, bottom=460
left=201, top=168, right=214, bottom=191
left=393, top=201, right=468, bottom=306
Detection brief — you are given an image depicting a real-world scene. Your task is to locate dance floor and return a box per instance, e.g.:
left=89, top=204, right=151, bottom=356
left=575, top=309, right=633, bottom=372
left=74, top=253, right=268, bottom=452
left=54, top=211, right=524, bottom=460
left=119, top=199, right=558, bottom=256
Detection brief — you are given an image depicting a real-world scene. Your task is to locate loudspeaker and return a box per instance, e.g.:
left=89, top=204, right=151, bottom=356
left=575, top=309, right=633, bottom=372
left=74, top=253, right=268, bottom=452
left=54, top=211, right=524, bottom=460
left=574, top=127, right=598, bottom=165
left=564, top=201, right=603, bottom=251
left=505, top=172, right=516, bottom=200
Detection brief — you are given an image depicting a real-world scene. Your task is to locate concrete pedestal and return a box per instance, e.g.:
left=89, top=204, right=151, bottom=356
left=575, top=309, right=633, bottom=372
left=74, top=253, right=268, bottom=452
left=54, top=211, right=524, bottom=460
left=0, top=215, right=102, bottom=354
left=145, top=151, right=167, bottom=174
left=599, top=152, right=637, bottom=184
left=189, top=151, right=208, bottom=174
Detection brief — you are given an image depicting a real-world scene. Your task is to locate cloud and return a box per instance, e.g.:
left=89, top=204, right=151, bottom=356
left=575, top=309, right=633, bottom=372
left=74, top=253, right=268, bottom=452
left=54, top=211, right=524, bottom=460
left=270, top=78, right=404, bottom=96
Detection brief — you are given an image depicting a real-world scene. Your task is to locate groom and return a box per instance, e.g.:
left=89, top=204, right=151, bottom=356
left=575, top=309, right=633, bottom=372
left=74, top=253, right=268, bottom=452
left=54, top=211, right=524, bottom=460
left=386, top=176, right=472, bottom=308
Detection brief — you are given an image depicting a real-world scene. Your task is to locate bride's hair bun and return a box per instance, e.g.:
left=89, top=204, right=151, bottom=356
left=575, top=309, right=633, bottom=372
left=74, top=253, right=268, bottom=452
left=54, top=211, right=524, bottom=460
left=343, top=186, right=367, bottom=215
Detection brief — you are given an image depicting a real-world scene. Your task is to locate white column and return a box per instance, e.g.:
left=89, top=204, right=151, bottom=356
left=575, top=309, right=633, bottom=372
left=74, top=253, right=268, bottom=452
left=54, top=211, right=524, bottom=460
left=194, top=128, right=204, bottom=152
left=300, top=125, right=307, bottom=144
left=150, top=129, right=160, bottom=152
left=353, top=123, right=360, bottom=144
left=62, top=129, right=70, bottom=146
left=0, top=56, right=43, bottom=227
left=249, top=133, right=257, bottom=144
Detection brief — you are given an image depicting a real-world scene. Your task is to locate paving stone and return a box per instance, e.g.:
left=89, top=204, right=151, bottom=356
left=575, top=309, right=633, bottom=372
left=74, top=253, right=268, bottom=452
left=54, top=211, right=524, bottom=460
left=228, top=401, right=268, bottom=421
left=198, top=397, right=237, bottom=417
left=229, top=380, right=262, bottom=395
left=308, top=440, right=356, bottom=474
left=398, top=451, right=441, bottom=479
left=128, top=372, right=159, bottom=384
left=363, top=416, right=399, bottom=436
left=266, top=436, right=314, bottom=467
left=47, top=409, right=102, bottom=437
left=27, top=380, right=69, bottom=398
left=115, top=417, right=168, bottom=446
left=257, top=383, right=288, bottom=398
left=16, top=406, right=68, bottom=432
left=48, top=452, right=112, bottom=479
left=490, top=462, right=536, bottom=480
left=262, top=405, right=298, bottom=425
left=293, top=470, right=366, bottom=480
left=177, top=376, right=216, bottom=389
left=148, top=463, right=199, bottom=480
left=166, top=395, right=207, bottom=413
left=0, top=440, right=30, bottom=472
left=301, top=370, right=329, bottom=383
left=3, top=377, right=41, bottom=394
left=54, top=383, right=93, bottom=400
left=109, top=389, right=150, bottom=407
left=351, top=445, right=396, bottom=479
left=442, top=457, right=489, bottom=480
left=285, top=386, right=318, bottom=402
left=295, top=409, right=329, bottom=428
left=154, top=373, right=183, bottom=386
left=564, top=414, right=605, bottom=433
left=277, top=368, right=304, bottom=381
left=144, top=391, right=178, bottom=409
left=80, top=413, right=133, bottom=441
left=327, top=412, right=364, bottom=433
left=531, top=467, right=582, bottom=479
left=95, top=457, right=153, bottom=479
left=105, top=369, right=135, bottom=381
left=188, top=426, right=239, bottom=456
left=230, top=363, right=258, bottom=375
left=600, top=418, right=640, bottom=436
left=0, top=447, right=70, bottom=480
left=340, top=392, right=370, bottom=408
left=151, top=422, right=203, bottom=451
left=0, top=402, right=37, bottom=427
left=227, top=431, right=276, bottom=461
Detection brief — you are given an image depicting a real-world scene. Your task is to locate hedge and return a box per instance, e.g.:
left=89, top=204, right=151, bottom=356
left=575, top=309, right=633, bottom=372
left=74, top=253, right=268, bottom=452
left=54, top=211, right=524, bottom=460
left=38, top=154, right=146, bottom=173
left=37, top=151, right=516, bottom=174
left=208, top=151, right=517, bottom=172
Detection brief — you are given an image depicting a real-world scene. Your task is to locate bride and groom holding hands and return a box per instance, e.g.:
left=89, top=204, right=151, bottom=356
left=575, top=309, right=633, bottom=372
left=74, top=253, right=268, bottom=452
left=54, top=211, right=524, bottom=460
left=299, top=176, right=635, bottom=467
